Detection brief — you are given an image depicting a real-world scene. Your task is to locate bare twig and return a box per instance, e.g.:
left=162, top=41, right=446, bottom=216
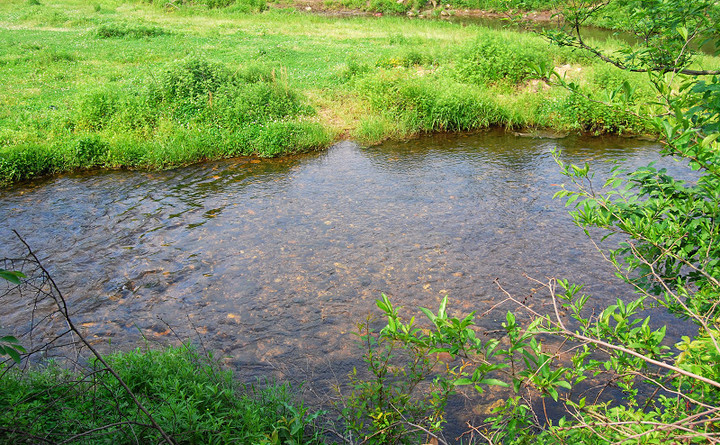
left=12, top=231, right=176, bottom=445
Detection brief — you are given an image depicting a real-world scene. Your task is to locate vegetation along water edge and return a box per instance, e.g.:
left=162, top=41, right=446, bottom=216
left=5, top=0, right=715, bottom=185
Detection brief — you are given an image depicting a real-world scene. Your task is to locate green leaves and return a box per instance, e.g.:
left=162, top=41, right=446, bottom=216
left=0, top=268, right=24, bottom=285
left=347, top=295, right=519, bottom=443
left=0, top=336, right=25, bottom=363
left=0, top=268, right=25, bottom=363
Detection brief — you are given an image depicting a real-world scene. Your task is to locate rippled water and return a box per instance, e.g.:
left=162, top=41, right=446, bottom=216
left=0, top=130, right=685, bottom=433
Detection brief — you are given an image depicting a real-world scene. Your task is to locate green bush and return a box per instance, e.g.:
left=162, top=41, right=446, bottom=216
left=455, top=34, right=553, bottom=84
left=338, top=295, right=509, bottom=444
left=0, top=144, right=57, bottom=184
left=203, top=82, right=311, bottom=126
left=544, top=91, right=647, bottom=134
left=159, top=58, right=315, bottom=133
left=234, top=1, right=267, bottom=12
left=204, top=0, right=236, bottom=8
left=76, top=90, right=119, bottom=131
left=69, top=135, right=109, bottom=167
left=160, top=57, right=236, bottom=104
left=368, top=0, right=412, bottom=14
left=110, top=92, right=161, bottom=132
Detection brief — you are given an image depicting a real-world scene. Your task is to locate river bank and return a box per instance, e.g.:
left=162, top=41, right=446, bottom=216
left=2, top=0, right=713, bottom=185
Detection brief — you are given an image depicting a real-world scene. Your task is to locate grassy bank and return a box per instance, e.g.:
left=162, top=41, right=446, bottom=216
left=1, top=345, right=323, bottom=444
left=3, top=0, right=708, bottom=185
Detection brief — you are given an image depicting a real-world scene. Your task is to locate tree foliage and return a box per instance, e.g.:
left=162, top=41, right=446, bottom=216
left=347, top=1, right=720, bottom=443
left=494, top=0, right=720, bottom=440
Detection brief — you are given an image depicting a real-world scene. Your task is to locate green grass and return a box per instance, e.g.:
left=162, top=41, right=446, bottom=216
left=318, top=0, right=559, bottom=14
left=0, top=345, right=323, bottom=444
left=2, top=0, right=710, bottom=185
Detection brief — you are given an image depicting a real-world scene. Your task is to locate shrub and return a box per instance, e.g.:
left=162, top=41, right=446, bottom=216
left=222, top=0, right=268, bottom=12
left=455, top=34, right=553, bottom=84
left=159, top=59, right=313, bottom=127
left=547, top=91, right=647, bottom=134
left=160, top=57, right=236, bottom=104
left=204, top=0, right=236, bottom=8
left=368, top=0, right=412, bottom=14
left=69, top=135, right=109, bottom=167
left=110, top=92, right=161, bottom=132
left=337, top=295, right=509, bottom=444
left=76, top=90, right=119, bottom=131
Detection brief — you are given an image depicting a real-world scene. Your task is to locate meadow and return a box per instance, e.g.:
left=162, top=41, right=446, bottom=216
left=1, top=0, right=708, bottom=184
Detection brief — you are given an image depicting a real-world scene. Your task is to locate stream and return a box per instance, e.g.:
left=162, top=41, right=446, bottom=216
left=0, top=129, right=689, bottom=436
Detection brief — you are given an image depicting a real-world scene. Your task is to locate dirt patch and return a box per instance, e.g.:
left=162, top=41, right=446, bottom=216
left=555, top=63, right=583, bottom=80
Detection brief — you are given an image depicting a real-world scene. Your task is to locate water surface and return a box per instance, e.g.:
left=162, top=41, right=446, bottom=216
left=0, top=130, right=685, bottom=433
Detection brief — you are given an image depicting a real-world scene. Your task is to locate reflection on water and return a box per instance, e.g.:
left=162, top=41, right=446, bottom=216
left=0, top=130, right=686, bottom=434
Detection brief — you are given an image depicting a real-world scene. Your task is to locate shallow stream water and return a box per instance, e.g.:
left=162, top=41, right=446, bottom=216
left=0, top=130, right=689, bottom=437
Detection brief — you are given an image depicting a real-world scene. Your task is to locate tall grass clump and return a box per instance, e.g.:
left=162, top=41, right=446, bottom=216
left=0, top=144, right=58, bottom=184
left=537, top=91, right=649, bottom=134
left=76, top=90, right=121, bottom=131
left=358, top=69, right=507, bottom=137
left=95, top=23, right=170, bottom=39
left=454, top=33, right=553, bottom=84
left=0, top=346, right=324, bottom=444
left=221, top=0, right=268, bottom=12
left=355, top=116, right=398, bottom=144
left=204, top=0, right=236, bottom=7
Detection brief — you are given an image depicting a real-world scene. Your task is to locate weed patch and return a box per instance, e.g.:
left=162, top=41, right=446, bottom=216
left=360, top=70, right=506, bottom=135
left=95, top=23, right=170, bottom=39
left=0, top=144, right=57, bottom=184
left=0, top=346, right=324, bottom=444
left=539, top=91, right=649, bottom=134
left=455, top=33, right=553, bottom=84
